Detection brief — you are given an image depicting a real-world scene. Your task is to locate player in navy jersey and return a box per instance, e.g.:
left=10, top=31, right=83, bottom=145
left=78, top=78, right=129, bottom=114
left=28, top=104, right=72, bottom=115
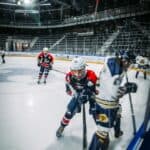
left=89, top=51, right=137, bottom=150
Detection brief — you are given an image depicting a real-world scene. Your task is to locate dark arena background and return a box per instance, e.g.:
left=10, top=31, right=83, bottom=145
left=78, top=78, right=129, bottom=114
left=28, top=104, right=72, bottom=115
left=0, top=0, right=149, bottom=56
left=0, top=0, right=150, bottom=150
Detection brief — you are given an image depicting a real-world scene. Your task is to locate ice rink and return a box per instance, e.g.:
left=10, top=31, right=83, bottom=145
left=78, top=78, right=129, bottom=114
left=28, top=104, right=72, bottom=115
left=0, top=56, right=149, bottom=150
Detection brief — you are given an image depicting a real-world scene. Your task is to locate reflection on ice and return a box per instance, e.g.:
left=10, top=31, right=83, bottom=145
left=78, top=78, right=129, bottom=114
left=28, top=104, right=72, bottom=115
left=0, top=56, right=149, bottom=150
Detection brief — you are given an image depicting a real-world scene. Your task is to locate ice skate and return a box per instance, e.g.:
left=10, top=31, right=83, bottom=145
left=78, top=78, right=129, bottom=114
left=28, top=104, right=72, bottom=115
left=56, top=125, right=65, bottom=138
left=44, top=79, right=46, bottom=84
left=37, top=79, right=40, bottom=84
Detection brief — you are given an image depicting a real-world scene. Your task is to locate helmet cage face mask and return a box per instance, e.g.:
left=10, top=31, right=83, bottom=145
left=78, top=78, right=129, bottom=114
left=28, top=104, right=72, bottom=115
left=70, top=57, right=87, bottom=79
left=43, top=47, right=48, bottom=54
left=71, top=68, right=86, bottom=80
left=121, top=58, right=130, bottom=70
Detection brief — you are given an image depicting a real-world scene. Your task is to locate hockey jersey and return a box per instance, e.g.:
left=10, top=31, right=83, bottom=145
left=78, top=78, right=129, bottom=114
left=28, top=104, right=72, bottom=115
left=136, top=56, right=149, bottom=68
left=98, top=56, right=125, bottom=102
left=37, top=52, right=54, bottom=67
left=65, top=69, right=98, bottom=93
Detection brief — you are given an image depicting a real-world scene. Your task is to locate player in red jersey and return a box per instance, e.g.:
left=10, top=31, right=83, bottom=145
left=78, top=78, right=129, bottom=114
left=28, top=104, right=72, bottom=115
left=56, top=57, right=98, bottom=137
left=37, top=47, right=54, bottom=84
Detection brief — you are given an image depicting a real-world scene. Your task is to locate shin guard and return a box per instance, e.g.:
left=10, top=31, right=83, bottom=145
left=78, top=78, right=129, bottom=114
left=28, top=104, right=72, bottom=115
left=89, top=131, right=109, bottom=150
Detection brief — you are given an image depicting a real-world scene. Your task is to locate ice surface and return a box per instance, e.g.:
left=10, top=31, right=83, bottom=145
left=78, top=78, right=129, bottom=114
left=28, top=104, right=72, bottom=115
left=0, top=57, right=149, bottom=150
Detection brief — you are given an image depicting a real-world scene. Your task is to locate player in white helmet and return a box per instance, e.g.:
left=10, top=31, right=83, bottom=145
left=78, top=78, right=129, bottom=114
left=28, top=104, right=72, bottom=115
left=70, top=57, right=87, bottom=79
left=135, top=52, right=149, bottom=80
left=56, top=57, right=99, bottom=137
left=37, top=47, right=54, bottom=84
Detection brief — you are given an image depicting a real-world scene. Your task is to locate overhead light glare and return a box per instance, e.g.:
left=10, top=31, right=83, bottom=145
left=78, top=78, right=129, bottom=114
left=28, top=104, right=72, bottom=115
left=17, top=0, right=34, bottom=6
left=24, top=0, right=31, bottom=5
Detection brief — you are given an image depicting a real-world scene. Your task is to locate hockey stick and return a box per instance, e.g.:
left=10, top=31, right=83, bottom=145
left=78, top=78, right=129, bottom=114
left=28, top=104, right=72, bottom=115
left=66, top=83, right=88, bottom=149
left=53, top=67, right=88, bottom=148
left=53, top=68, right=66, bottom=74
left=82, top=103, right=87, bottom=150
left=125, top=73, right=137, bottom=135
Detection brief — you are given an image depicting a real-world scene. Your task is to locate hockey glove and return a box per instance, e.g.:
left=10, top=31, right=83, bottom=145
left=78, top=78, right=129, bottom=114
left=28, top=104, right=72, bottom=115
left=66, top=83, right=74, bottom=96
left=124, top=82, right=137, bottom=93
left=78, top=89, right=91, bottom=104
left=86, top=80, right=98, bottom=93
left=87, top=81, right=94, bottom=87
left=145, top=64, right=149, bottom=69
left=116, top=86, right=127, bottom=98
left=66, top=90, right=72, bottom=96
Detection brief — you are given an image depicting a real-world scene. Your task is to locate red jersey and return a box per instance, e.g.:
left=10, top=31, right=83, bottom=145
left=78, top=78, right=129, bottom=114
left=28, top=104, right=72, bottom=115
left=37, top=52, right=54, bottom=67
left=65, top=69, right=98, bottom=93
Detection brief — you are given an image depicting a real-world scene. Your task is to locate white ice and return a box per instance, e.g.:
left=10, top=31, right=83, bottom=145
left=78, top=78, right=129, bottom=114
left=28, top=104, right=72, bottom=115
left=0, top=56, right=149, bottom=150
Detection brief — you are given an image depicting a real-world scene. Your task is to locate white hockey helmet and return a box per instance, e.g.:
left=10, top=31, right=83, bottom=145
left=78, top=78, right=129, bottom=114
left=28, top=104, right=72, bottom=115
left=70, top=57, right=87, bottom=79
left=70, top=57, right=87, bottom=71
left=43, top=47, right=49, bottom=52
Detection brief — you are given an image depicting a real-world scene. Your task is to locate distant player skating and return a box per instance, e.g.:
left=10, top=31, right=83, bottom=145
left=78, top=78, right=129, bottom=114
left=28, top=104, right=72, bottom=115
left=0, top=49, right=6, bottom=64
left=37, top=47, right=54, bottom=84
left=135, top=53, right=149, bottom=80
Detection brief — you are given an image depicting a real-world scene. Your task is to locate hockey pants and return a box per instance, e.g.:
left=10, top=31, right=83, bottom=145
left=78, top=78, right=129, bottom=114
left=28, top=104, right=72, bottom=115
left=38, top=66, right=50, bottom=80
left=89, top=104, right=122, bottom=149
left=89, top=130, right=109, bottom=150
left=135, top=71, right=146, bottom=79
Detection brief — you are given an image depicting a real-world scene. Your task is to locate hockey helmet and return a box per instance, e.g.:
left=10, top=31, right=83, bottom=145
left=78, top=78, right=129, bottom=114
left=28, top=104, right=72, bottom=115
left=121, top=52, right=130, bottom=61
left=43, top=47, right=49, bottom=52
left=70, top=57, right=87, bottom=70
left=120, top=50, right=135, bottom=62
left=70, top=57, right=87, bottom=79
left=120, top=50, right=134, bottom=70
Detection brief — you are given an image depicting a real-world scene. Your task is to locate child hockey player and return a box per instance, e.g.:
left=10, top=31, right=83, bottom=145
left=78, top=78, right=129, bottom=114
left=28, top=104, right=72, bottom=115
left=56, top=57, right=98, bottom=137
left=37, top=47, right=54, bottom=84
left=89, top=51, right=137, bottom=150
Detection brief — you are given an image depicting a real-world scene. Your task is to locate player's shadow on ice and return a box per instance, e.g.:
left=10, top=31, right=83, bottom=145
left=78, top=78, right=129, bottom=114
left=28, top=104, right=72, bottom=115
left=46, top=135, right=82, bottom=150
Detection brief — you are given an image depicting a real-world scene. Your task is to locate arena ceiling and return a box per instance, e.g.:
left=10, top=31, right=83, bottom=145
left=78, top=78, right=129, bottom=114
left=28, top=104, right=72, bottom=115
left=0, top=0, right=148, bottom=27
left=0, top=0, right=146, bottom=14
left=0, top=0, right=89, bottom=12
left=0, top=0, right=146, bottom=15
left=0, top=0, right=95, bottom=22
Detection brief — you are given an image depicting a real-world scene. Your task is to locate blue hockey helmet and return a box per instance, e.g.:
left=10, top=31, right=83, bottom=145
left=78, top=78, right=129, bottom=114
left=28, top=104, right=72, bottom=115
left=119, top=50, right=135, bottom=62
